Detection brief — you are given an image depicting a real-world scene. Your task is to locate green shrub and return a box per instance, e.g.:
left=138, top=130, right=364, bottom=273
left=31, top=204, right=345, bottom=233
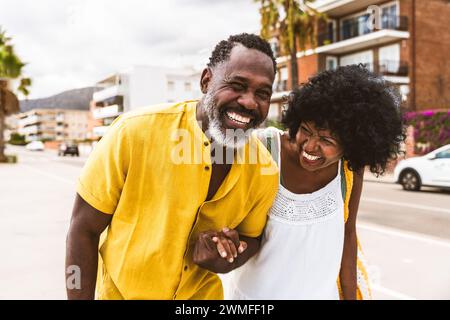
left=265, top=119, right=285, bottom=130
left=9, top=133, right=27, bottom=146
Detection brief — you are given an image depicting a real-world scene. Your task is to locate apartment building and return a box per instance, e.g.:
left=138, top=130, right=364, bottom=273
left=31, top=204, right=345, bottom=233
left=91, top=65, right=201, bottom=138
left=270, top=0, right=450, bottom=120
left=16, top=109, right=89, bottom=142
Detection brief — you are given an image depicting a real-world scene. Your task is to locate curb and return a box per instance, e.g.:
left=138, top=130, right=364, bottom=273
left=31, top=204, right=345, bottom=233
left=364, top=178, right=396, bottom=185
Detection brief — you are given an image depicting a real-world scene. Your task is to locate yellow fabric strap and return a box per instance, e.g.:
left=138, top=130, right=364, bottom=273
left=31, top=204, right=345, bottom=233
left=338, top=161, right=372, bottom=300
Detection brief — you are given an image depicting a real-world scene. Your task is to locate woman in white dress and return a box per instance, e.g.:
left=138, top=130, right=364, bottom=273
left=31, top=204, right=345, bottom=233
left=211, top=65, right=405, bottom=300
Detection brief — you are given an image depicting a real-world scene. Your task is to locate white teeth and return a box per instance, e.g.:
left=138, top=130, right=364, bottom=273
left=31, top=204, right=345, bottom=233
left=227, top=111, right=251, bottom=124
left=302, top=151, right=321, bottom=161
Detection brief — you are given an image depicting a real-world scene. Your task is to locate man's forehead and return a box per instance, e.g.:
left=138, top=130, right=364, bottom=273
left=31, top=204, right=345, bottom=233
left=224, top=45, right=274, bottom=80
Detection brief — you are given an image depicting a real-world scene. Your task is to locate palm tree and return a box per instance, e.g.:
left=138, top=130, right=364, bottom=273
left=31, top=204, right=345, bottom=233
left=256, top=0, right=325, bottom=89
left=0, top=27, right=31, bottom=162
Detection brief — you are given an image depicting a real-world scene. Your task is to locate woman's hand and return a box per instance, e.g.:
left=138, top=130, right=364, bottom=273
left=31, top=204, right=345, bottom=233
left=193, top=228, right=248, bottom=273
left=212, top=227, right=247, bottom=263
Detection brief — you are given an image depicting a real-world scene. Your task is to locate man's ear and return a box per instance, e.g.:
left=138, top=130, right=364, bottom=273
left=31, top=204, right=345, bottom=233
left=200, top=68, right=212, bottom=94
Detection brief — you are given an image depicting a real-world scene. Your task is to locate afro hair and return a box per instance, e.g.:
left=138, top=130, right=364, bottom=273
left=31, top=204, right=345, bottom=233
left=282, top=64, right=406, bottom=175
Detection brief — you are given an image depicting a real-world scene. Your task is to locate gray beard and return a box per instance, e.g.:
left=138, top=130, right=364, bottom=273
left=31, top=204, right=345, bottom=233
left=201, top=91, right=251, bottom=150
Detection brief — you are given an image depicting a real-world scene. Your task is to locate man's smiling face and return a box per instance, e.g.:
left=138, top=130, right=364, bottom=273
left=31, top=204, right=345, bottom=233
left=200, top=45, right=275, bottom=148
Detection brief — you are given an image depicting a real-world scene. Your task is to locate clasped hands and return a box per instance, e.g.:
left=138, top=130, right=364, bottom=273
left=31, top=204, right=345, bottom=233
left=193, top=227, right=248, bottom=274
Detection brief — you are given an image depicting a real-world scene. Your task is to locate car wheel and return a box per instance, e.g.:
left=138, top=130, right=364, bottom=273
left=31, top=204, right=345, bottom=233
left=400, top=170, right=421, bottom=191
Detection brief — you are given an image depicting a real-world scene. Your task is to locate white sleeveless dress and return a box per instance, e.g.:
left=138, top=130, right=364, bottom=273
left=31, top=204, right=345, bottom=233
left=228, top=128, right=345, bottom=300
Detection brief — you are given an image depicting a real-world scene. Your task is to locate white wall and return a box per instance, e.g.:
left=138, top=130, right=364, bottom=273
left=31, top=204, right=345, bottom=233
left=126, top=66, right=201, bottom=111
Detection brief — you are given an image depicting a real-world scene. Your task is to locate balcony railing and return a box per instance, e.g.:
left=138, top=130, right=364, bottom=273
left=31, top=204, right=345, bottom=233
left=377, top=60, right=409, bottom=76
left=274, top=80, right=288, bottom=93
left=93, top=85, right=123, bottom=102
left=318, top=15, right=408, bottom=46
left=93, top=104, right=123, bottom=120
left=340, top=60, right=408, bottom=77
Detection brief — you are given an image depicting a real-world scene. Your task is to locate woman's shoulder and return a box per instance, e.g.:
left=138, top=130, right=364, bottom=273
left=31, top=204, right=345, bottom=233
left=253, top=126, right=283, bottom=141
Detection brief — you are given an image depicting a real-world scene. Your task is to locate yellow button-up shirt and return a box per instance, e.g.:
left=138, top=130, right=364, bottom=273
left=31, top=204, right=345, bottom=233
left=77, top=101, right=278, bottom=299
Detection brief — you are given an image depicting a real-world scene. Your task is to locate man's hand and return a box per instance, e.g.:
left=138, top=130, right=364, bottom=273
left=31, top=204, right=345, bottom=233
left=193, top=228, right=247, bottom=274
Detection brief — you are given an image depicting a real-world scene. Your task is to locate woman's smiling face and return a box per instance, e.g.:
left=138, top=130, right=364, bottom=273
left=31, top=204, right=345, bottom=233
left=293, top=121, right=344, bottom=172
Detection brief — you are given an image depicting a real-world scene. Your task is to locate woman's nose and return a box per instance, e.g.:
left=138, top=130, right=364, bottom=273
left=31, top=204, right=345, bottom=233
left=303, top=137, right=319, bottom=152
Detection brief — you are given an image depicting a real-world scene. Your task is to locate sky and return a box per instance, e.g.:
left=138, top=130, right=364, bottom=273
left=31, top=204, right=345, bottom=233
left=0, top=0, right=262, bottom=99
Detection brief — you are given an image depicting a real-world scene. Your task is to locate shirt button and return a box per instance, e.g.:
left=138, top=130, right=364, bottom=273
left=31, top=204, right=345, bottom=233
left=204, top=141, right=209, bottom=146
left=204, top=166, right=210, bottom=171
left=184, top=265, right=188, bottom=271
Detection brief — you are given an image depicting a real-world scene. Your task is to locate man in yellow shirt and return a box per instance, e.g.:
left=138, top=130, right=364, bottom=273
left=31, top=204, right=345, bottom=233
left=65, top=33, right=278, bottom=300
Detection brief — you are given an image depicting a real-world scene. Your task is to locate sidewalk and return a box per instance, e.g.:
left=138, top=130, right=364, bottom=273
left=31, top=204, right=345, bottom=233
left=364, top=169, right=396, bottom=184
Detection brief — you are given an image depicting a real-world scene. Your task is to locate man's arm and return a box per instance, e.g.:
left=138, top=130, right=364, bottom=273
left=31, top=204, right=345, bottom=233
left=339, top=169, right=364, bottom=300
left=65, top=193, right=112, bottom=300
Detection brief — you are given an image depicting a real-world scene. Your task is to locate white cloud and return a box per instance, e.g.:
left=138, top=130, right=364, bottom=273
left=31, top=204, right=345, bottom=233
left=0, top=0, right=262, bottom=99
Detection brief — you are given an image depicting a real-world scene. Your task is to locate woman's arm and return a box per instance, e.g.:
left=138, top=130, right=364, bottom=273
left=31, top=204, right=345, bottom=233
left=339, top=169, right=364, bottom=300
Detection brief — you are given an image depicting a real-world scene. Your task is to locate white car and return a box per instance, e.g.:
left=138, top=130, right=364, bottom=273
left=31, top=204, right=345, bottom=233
left=25, top=141, right=45, bottom=151
left=394, top=144, right=450, bottom=191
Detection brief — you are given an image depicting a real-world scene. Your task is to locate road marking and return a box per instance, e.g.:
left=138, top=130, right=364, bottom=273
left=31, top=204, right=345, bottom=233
left=19, top=164, right=74, bottom=185
left=371, top=284, right=417, bottom=300
left=362, top=197, right=450, bottom=214
left=358, top=222, right=450, bottom=249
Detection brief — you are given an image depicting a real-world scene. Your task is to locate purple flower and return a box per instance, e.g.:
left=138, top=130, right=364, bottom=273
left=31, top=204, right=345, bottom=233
left=421, top=110, right=434, bottom=117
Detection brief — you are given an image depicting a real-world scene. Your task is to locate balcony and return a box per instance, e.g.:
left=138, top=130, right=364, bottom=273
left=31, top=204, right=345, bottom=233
left=377, top=60, right=408, bottom=77
left=93, top=126, right=110, bottom=137
left=311, top=0, right=388, bottom=17
left=93, top=85, right=124, bottom=102
left=19, top=114, right=41, bottom=127
left=93, top=104, right=123, bottom=120
left=274, top=80, right=288, bottom=93
left=19, top=125, right=40, bottom=135
left=271, top=80, right=290, bottom=102
left=341, top=60, right=408, bottom=83
left=316, top=15, right=408, bottom=54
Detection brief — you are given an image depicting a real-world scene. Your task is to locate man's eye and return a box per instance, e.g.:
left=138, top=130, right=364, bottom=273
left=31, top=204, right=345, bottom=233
left=231, top=83, right=245, bottom=91
left=257, top=91, right=271, bottom=100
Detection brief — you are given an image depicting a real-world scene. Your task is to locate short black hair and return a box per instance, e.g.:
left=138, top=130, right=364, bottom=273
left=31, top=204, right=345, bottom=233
left=207, top=33, right=277, bottom=73
left=282, top=64, right=406, bottom=175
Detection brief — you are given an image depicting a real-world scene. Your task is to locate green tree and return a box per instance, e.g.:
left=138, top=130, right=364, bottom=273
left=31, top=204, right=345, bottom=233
left=256, top=0, right=325, bottom=89
left=0, top=27, right=31, bottom=162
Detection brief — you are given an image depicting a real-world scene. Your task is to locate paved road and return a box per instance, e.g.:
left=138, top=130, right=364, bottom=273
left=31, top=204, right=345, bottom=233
left=1, top=145, right=449, bottom=299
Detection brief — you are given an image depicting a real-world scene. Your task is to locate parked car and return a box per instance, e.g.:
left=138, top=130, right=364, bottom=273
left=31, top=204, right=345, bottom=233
left=394, top=144, right=450, bottom=191
left=25, top=141, right=45, bottom=151
left=58, top=142, right=79, bottom=157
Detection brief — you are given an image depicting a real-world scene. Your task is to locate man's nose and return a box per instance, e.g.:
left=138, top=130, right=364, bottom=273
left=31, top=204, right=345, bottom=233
left=237, top=92, right=258, bottom=111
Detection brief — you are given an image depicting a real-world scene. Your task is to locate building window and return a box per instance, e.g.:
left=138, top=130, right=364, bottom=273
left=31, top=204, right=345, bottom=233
left=326, top=56, right=338, bottom=70
left=167, top=81, right=175, bottom=91
left=399, top=85, right=409, bottom=102
left=381, top=3, right=398, bottom=30
left=184, top=82, right=192, bottom=92
left=269, top=38, right=280, bottom=58
left=340, top=50, right=374, bottom=71
left=379, top=43, right=401, bottom=74
left=341, top=13, right=371, bottom=40
left=274, top=67, right=288, bottom=92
